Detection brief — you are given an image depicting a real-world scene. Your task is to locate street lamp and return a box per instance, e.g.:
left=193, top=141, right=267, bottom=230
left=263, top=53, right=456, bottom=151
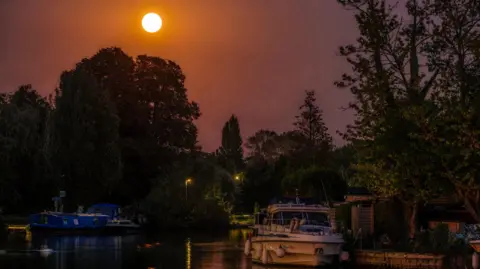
left=185, top=178, right=192, bottom=201
left=233, top=173, right=244, bottom=183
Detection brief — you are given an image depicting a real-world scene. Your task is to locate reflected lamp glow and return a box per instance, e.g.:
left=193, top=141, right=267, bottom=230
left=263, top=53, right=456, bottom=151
left=185, top=238, right=191, bottom=269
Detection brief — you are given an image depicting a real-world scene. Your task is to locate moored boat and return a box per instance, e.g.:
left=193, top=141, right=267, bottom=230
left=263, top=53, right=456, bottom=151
left=28, top=212, right=109, bottom=234
left=28, top=195, right=142, bottom=235
left=244, top=196, right=345, bottom=267
left=88, top=203, right=142, bottom=234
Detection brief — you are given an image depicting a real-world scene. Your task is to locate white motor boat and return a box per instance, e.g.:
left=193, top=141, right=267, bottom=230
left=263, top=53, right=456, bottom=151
left=244, top=197, right=344, bottom=267
left=105, top=219, right=141, bottom=234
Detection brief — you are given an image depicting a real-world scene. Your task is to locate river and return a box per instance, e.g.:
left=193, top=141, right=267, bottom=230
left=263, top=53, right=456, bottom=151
left=0, top=229, right=271, bottom=269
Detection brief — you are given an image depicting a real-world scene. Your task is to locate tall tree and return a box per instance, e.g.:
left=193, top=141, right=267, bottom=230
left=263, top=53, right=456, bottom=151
left=412, top=0, right=480, bottom=222
left=0, top=85, right=52, bottom=212
left=51, top=67, right=121, bottom=208
left=217, top=115, right=244, bottom=174
left=294, top=90, right=332, bottom=151
left=245, top=130, right=278, bottom=163
left=336, top=0, right=443, bottom=239
left=76, top=47, right=200, bottom=203
left=293, top=90, right=332, bottom=167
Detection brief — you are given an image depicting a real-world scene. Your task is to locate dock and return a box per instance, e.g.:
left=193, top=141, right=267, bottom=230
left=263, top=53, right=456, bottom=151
left=7, top=224, right=28, bottom=232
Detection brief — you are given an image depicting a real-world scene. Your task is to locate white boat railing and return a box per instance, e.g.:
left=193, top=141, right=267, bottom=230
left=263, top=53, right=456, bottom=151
left=255, top=218, right=340, bottom=235
left=269, top=203, right=329, bottom=209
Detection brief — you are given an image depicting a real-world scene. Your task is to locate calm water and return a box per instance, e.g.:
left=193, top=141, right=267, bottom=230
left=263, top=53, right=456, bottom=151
left=0, top=229, right=269, bottom=269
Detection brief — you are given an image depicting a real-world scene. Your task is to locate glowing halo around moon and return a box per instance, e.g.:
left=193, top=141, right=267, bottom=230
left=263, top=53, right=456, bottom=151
left=142, top=12, right=162, bottom=33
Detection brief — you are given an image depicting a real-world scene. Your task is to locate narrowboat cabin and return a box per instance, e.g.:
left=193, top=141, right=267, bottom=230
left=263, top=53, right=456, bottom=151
left=29, top=212, right=109, bottom=233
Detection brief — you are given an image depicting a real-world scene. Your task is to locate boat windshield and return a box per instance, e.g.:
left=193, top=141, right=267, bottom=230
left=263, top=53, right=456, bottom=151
left=277, top=211, right=330, bottom=226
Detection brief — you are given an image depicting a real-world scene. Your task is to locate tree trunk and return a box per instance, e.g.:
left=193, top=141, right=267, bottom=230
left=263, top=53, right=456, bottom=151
left=462, top=191, right=480, bottom=223
left=404, top=202, right=418, bottom=240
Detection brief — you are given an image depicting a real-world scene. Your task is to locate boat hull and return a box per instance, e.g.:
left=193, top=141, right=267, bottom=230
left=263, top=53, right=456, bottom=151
left=30, top=225, right=143, bottom=236
left=29, top=225, right=107, bottom=235
left=250, top=236, right=343, bottom=267
left=104, top=224, right=142, bottom=235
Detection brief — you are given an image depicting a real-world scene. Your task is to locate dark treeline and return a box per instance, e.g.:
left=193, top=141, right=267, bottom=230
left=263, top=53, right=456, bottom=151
left=3, top=0, right=480, bottom=239
left=0, top=48, right=348, bottom=228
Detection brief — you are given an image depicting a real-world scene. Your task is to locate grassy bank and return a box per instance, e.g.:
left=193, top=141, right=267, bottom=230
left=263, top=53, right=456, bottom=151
left=2, top=215, right=28, bottom=225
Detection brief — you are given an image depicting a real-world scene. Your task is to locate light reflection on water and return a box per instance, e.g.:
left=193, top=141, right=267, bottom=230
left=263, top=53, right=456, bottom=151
left=186, top=237, right=191, bottom=269
left=0, top=229, right=264, bottom=269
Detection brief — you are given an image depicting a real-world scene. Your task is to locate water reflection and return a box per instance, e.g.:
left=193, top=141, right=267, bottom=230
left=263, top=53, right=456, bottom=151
left=186, top=238, right=191, bottom=269
left=228, top=228, right=249, bottom=242
left=0, top=229, right=259, bottom=269
left=37, top=235, right=130, bottom=269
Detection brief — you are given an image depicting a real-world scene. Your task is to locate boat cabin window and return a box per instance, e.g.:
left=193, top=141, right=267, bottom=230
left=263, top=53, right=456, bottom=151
left=280, top=212, right=305, bottom=225
left=306, top=212, right=330, bottom=226
left=276, top=211, right=330, bottom=226
left=272, top=212, right=281, bottom=221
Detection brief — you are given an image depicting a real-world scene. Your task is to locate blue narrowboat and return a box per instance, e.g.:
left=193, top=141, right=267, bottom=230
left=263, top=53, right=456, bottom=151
left=28, top=193, right=142, bottom=235
left=28, top=212, right=110, bottom=233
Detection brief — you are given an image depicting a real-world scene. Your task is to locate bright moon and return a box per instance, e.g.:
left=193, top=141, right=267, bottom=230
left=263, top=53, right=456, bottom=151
left=142, top=13, right=162, bottom=33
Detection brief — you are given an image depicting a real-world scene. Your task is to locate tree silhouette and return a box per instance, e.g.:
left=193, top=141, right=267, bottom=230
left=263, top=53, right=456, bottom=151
left=217, top=114, right=244, bottom=174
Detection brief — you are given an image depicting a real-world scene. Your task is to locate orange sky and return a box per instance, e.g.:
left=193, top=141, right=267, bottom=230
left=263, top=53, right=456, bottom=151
left=0, top=0, right=356, bottom=151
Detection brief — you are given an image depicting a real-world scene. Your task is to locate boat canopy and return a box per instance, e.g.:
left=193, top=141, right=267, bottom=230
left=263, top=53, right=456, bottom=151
left=87, top=204, right=121, bottom=218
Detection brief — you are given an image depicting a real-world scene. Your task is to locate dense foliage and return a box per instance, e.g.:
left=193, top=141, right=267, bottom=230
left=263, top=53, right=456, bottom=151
left=336, top=0, right=480, bottom=239
left=0, top=48, right=345, bottom=228
left=3, top=0, right=478, bottom=237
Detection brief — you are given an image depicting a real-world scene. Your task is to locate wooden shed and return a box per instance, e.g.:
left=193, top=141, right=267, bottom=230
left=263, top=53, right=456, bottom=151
left=338, top=189, right=475, bottom=238
left=344, top=187, right=375, bottom=238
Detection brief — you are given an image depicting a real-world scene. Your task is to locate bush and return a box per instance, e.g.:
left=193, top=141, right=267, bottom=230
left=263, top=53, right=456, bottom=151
left=140, top=195, right=230, bottom=229
left=189, top=199, right=230, bottom=228
left=413, top=223, right=470, bottom=254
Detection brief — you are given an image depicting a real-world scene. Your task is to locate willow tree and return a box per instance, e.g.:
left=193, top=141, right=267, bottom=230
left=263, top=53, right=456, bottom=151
left=51, top=68, right=122, bottom=208
left=0, top=85, right=51, bottom=212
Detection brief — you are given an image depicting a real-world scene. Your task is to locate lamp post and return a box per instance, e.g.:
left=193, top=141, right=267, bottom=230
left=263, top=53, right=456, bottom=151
left=185, top=178, right=192, bottom=201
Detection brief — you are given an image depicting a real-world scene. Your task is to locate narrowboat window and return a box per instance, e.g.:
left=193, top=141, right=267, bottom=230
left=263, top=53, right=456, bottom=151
left=63, top=218, right=68, bottom=225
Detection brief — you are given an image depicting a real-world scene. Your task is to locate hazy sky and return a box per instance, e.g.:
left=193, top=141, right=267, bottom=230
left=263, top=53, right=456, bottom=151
left=0, top=0, right=357, bottom=151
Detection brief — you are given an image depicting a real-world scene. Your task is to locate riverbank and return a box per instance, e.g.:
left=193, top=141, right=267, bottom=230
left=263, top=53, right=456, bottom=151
left=2, top=215, right=27, bottom=225
left=1, top=214, right=250, bottom=235
left=354, top=250, right=445, bottom=268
